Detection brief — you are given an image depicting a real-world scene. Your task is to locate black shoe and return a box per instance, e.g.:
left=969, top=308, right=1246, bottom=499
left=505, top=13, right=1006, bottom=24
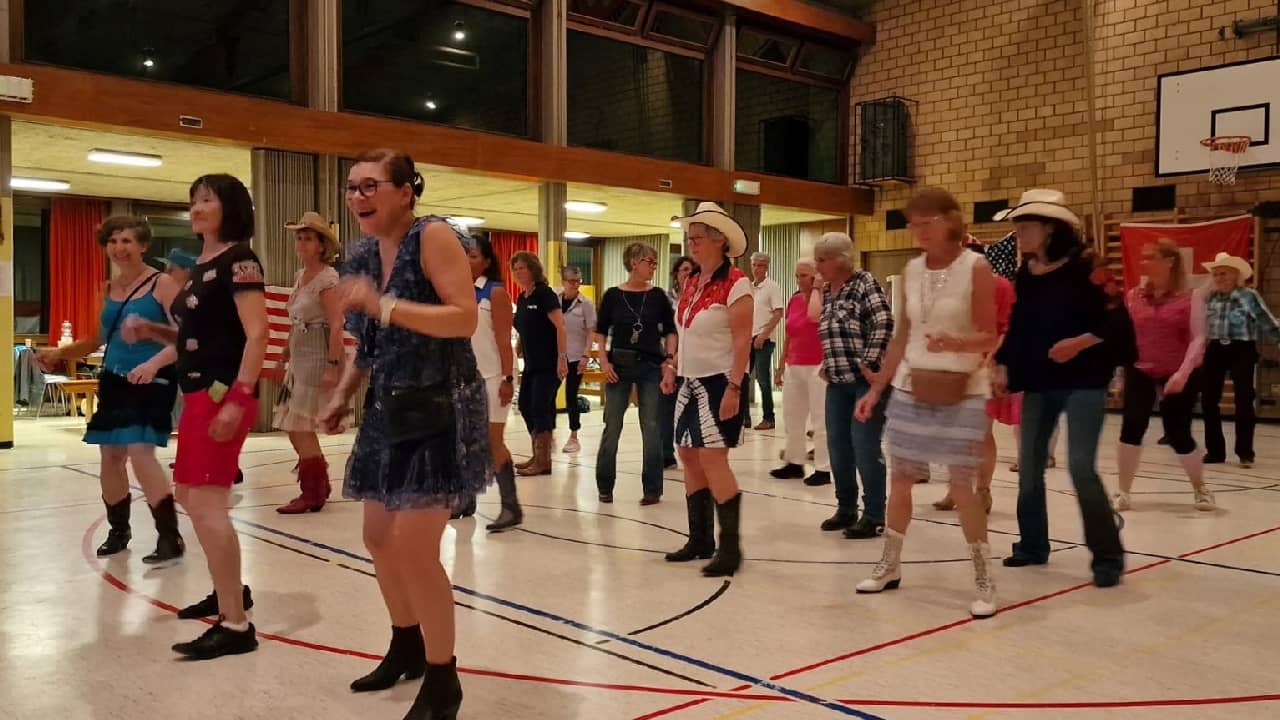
left=1093, top=569, right=1123, bottom=588
left=403, top=657, right=463, bottom=720
left=97, top=496, right=132, bottom=557
left=177, top=585, right=253, bottom=620
left=142, top=495, right=185, bottom=565
left=1002, top=554, right=1048, bottom=568
left=820, top=510, right=858, bottom=532
left=702, top=493, right=742, bottom=577
left=803, top=471, right=831, bottom=486
left=450, top=496, right=477, bottom=520
left=769, top=463, right=805, bottom=479
left=1157, top=435, right=1170, bottom=446
left=233, top=470, right=244, bottom=485
left=1203, top=454, right=1226, bottom=465
left=172, top=622, right=258, bottom=660
left=843, top=516, right=885, bottom=539
left=351, top=625, right=427, bottom=692
left=666, top=489, right=716, bottom=562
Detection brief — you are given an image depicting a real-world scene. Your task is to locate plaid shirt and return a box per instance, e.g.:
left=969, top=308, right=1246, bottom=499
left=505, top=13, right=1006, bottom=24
left=820, top=271, right=894, bottom=384
left=1206, top=287, right=1280, bottom=343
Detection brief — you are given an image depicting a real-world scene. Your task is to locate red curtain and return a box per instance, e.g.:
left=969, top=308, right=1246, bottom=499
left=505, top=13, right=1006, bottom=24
left=48, top=198, right=107, bottom=341
left=489, top=231, right=538, bottom=296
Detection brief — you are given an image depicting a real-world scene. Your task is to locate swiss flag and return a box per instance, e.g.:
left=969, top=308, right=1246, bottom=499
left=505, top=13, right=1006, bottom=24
left=1120, top=215, right=1253, bottom=291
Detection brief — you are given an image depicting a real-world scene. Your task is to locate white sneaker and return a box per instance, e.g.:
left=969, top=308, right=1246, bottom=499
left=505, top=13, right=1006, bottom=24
left=1193, top=487, right=1217, bottom=511
left=562, top=437, right=580, bottom=454
left=1111, top=492, right=1130, bottom=512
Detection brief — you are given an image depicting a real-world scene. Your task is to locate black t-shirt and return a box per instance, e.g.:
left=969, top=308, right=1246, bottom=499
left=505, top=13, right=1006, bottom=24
left=171, top=243, right=266, bottom=393
left=515, top=282, right=560, bottom=373
left=597, top=286, right=675, bottom=362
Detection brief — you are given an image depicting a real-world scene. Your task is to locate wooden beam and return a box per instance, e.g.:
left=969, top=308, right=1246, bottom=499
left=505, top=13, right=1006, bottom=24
left=0, top=62, right=872, bottom=216
left=722, top=0, right=874, bottom=44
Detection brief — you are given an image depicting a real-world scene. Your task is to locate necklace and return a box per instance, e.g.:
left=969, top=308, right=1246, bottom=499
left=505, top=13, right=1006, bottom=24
left=620, top=289, right=649, bottom=345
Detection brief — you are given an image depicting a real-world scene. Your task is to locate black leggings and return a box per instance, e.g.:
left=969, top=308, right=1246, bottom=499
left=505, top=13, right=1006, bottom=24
left=518, top=369, right=561, bottom=434
left=563, top=361, right=583, bottom=432
left=1119, top=366, right=1200, bottom=455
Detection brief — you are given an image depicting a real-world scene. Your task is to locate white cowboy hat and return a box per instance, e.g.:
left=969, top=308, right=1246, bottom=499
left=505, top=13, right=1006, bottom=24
left=672, top=202, right=748, bottom=258
left=992, top=189, right=1082, bottom=228
left=1201, top=252, right=1252, bottom=282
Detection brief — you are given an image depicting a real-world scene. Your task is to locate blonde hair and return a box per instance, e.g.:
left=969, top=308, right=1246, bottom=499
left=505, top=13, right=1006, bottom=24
left=1145, top=238, right=1186, bottom=293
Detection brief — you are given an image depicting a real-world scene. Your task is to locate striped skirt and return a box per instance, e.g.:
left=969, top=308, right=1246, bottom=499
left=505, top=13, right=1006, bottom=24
left=885, top=389, right=987, bottom=468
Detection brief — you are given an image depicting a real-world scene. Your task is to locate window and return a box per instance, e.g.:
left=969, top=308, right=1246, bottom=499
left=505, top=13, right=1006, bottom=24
left=567, top=31, right=704, bottom=164
left=737, top=28, right=798, bottom=67
left=735, top=70, right=840, bottom=183
left=565, top=244, right=596, bottom=286
left=646, top=5, right=718, bottom=49
left=23, top=1, right=292, bottom=100
left=138, top=208, right=202, bottom=263
left=13, top=198, right=49, bottom=338
left=795, top=43, right=853, bottom=81
left=342, top=0, right=530, bottom=137
left=569, top=0, right=647, bottom=31
left=885, top=209, right=908, bottom=231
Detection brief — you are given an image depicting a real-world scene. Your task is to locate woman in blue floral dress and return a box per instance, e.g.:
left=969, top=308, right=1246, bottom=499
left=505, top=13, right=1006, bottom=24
left=320, top=149, right=490, bottom=720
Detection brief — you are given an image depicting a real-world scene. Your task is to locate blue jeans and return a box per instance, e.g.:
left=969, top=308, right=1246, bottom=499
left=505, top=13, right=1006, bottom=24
left=743, top=340, right=776, bottom=425
left=1015, top=388, right=1124, bottom=575
left=596, top=362, right=664, bottom=497
left=825, top=381, right=888, bottom=520
left=660, top=377, right=682, bottom=466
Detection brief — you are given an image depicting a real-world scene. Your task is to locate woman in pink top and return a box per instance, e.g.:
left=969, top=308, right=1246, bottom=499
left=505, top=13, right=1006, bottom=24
left=1112, top=238, right=1213, bottom=512
left=771, top=258, right=830, bottom=485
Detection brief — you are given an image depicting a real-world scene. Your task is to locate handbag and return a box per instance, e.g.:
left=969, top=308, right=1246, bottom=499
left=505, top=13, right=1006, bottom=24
left=910, top=368, right=970, bottom=406
left=609, top=348, right=642, bottom=369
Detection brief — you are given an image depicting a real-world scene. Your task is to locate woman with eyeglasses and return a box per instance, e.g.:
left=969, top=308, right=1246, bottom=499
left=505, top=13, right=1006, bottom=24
left=559, top=265, right=596, bottom=455
left=318, top=149, right=490, bottom=719
left=593, top=242, right=678, bottom=505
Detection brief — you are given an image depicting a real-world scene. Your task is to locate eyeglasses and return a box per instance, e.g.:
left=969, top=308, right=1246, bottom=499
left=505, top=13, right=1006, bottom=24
left=344, top=179, right=394, bottom=198
left=636, top=257, right=658, bottom=266
left=907, top=216, right=941, bottom=231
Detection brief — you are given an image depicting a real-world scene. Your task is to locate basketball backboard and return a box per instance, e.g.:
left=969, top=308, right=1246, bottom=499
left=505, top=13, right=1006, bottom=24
left=1156, top=56, right=1280, bottom=177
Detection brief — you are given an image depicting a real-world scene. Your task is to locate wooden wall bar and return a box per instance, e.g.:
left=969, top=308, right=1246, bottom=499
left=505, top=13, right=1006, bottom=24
left=0, top=63, right=872, bottom=217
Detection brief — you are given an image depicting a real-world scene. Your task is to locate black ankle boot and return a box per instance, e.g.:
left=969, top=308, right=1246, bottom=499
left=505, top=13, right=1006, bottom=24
left=97, top=496, right=132, bottom=557
left=665, top=488, right=715, bottom=562
left=403, top=657, right=463, bottom=720
left=702, top=493, right=742, bottom=577
left=143, top=495, right=185, bottom=565
left=350, top=625, right=427, bottom=692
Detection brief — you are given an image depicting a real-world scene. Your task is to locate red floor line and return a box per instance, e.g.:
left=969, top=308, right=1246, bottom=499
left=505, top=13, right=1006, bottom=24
left=831, top=694, right=1280, bottom=709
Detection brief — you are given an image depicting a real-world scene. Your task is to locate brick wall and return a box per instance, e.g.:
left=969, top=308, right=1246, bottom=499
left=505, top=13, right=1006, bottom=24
left=850, top=0, right=1280, bottom=255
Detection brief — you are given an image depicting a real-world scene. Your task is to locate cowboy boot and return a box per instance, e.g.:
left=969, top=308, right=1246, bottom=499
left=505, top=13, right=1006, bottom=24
left=486, top=462, right=523, bottom=532
left=97, top=495, right=132, bottom=556
left=514, top=433, right=537, bottom=470
left=142, top=495, right=185, bottom=565
left=701, top=493, right=742, bottom=577
left=665, top=489, right=715, bottom=562
left=277, top=457, right=325, bottom=514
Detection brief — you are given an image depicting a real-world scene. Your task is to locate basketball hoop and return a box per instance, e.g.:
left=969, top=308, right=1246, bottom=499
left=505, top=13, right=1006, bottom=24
left=1201, top=135, right=1252, bottom=186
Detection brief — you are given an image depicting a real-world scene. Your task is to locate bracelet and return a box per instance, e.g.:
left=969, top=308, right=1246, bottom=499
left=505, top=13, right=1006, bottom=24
left=379, top=296, right=398, bottom=327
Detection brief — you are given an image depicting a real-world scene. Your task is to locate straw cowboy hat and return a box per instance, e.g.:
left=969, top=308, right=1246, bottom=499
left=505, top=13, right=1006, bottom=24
left=992, top=189, right=1082, bottom=228
left=672, top=202, right=749, bottom=258
left=284, top=211, right=340, bottom=258
left=1202, top=252, right=1253, bottom=282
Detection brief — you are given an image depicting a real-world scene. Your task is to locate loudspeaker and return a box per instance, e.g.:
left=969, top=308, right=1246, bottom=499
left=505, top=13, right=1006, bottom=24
left=860, top=98, right=910, bottom=181
left=761, top=115, right=810, bottom=179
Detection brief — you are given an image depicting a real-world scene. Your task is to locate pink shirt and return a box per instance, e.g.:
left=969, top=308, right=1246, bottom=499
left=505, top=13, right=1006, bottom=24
left=784, top=291, right=823, bottom=366
left=1126, top=287, right=1191, bottom=379
left=993, top=276, right=1014, bottom=335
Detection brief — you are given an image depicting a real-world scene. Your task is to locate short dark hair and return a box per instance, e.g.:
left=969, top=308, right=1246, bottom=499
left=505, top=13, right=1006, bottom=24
left=510, top=251, right=546, bottom=284
left=96, top=216, right=152, bottom=247
left=354, top=148, right=424, bottom=209
left=1021, top=214, right=1083, bottom=263
left=189, top=173, right=254, bottom=243
left=471, top=234, right=503, bottom=284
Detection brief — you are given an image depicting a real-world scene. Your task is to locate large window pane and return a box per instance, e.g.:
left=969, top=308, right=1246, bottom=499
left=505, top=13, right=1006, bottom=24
left=735, top=70, right=841, bottom=183
left=343, top=0, right=529, bottom=137
left=567, top=32, right=704, bottom=164
left=23, top=1, right=291, bottom=100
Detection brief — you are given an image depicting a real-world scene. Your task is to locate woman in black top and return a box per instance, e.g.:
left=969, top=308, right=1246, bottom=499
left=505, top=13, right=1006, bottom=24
left=127, top=174, right=269, bottom=659
left=594, top=242, right=678, bottom=505
left=993, top=190, right=1128, bottom=588
left=511, top=251, right=567, bottom=476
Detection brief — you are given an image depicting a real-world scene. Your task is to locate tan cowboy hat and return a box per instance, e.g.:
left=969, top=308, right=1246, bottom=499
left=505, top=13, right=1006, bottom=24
left=992, top=189, right=1082, bottom=228
left=1202, top=252, right=1252, bottom=282
left=672, top=202, right=748, bottom=258
left=284, top=211, right=340, bottom=257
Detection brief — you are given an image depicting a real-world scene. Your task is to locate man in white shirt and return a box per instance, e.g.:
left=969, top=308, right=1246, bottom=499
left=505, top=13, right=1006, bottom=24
left=744, top=252, right=784, bottom=430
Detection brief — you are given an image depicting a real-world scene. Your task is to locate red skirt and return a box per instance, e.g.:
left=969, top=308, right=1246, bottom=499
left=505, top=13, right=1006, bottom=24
left=174, top=389, right=257, bottom=487
left=986, top=393, right=1022, bottom=426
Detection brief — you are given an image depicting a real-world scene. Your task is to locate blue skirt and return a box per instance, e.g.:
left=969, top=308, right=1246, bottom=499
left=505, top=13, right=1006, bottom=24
left=84, top=370, right=177, bottom=448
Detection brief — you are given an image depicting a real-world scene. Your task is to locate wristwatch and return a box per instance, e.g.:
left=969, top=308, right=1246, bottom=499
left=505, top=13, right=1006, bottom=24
left=558, top=352, right=569, bottom=360
left=502, top=375, right=514, bottom=384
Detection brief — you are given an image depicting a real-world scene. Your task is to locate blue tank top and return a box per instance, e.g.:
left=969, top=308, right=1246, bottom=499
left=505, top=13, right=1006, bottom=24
left=99, top=277, right=168, bottom=376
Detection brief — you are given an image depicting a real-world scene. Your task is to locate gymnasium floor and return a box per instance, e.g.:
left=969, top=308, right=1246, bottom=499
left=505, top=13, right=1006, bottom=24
left=3, top=403, right=1278, bottom=720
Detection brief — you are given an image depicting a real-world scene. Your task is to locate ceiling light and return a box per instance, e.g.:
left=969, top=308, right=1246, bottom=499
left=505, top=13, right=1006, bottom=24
left=11, top=177, right=71, bottom=192
left=142, top=48, right=156, bottom=69
left=670, top=220, right=683, bottom=228
left=452, top=21, right=467, bottom=41
left=449, top=216, right=485, bottom=227
left=424, top=99, right=439, bottom=111
left=143, top=58, right=155, bottom=68
left=564, top=231, right=591, bottom=240
left=564, top=200, right=608, bottom=214
left=88, top=149, right=163, bottom=168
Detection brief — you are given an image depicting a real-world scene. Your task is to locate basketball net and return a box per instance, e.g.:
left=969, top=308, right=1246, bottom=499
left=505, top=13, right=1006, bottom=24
left=1201, top=136, right=1251, bottom=186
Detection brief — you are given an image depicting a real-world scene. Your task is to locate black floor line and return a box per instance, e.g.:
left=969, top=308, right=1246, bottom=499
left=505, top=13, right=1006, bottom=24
left=595, top=580, right=732, bottom=646
left=1121, top=551, right=1280, bottom=579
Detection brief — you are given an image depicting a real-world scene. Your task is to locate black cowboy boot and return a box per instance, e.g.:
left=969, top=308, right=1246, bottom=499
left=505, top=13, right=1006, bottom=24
left=665, top=489, right=715, bottom=562
left=142, top=495, right=185, bottom=565
left=702, top=493, right=742, bottom=577
left=97, top=495, right=132, bottom=556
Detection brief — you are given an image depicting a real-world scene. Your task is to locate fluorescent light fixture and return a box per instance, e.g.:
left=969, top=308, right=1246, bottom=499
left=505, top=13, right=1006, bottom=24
left=449, top=216, right=485, bottom=227
left=10, top=177, right=70, bottom=191
left=564, top=231, right=591, bottom=240
left=88, top=149, right=163, bottom=167
left=564, top=200, right=607, bottom=214
left=670, top=220, right=683, bottom=228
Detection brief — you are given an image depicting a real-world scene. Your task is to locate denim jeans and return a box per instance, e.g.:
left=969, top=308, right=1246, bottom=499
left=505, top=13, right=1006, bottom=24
left=597, top=362, right=664, bottom=497
left=1015, top=388, right=1124, bottom=575
left=824, top=381, right=888, bottom=520
left=743, top=340, right=776, bottom=425
left=660, top=377, right=682, bottom=466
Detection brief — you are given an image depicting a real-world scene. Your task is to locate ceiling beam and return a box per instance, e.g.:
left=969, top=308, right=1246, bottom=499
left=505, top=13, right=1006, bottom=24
left=0, top=62, right=873, bottom=216
left=722, top=0, right=874, bottom=44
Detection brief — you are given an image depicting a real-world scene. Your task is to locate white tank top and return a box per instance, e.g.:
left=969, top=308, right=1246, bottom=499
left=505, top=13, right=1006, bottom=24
left=471, top=276, right=504, bottom=379
left=893, top=248, right=989, bottom=396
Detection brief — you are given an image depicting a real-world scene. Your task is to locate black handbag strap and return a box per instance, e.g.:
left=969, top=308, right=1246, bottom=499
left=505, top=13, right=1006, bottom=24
left=102, top=272, right=161, bottom=355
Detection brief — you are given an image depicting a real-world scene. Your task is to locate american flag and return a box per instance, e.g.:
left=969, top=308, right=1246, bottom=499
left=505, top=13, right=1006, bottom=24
left=263, top=285, right=355, bottom=381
